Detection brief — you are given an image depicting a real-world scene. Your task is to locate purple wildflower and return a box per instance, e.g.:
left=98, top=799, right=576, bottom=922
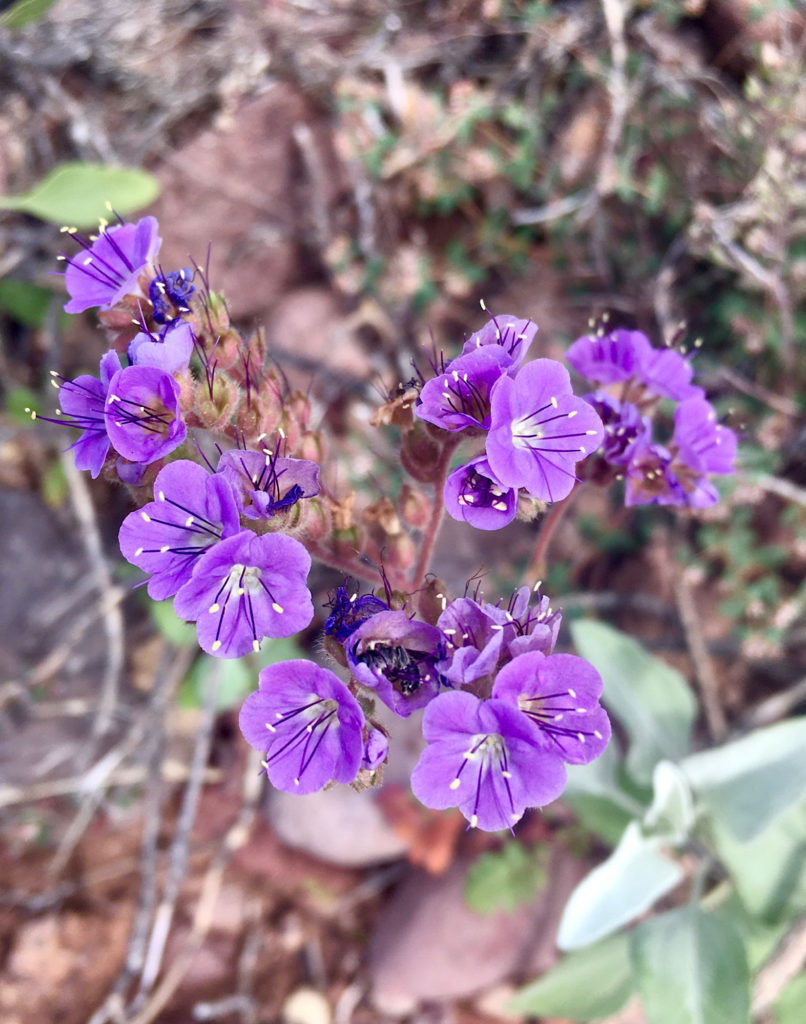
left=128, top=320, right=196, bottom=374
left=674, top=397, right=737, bottom=477
left=239, top=660, right=364, bottom=793
left=410, top=690, right=567, bottom=831
left=436, top=597, right=511, bottom=687
left=104, top=365, right=187, bottom=465
left=416, top=346, right=512, bottom=433
left=324, top=584, right=390, bottom=642
left=62, top=216, right=161, bottom=314
left=586, top=391, right=651, bottom=467
left=47, top=350, right=121, bottom=478
left=624, top=442, right=680, bottom=507
left=460, top=314, right=537, bottom=369
left=486, top=358, right=605, bottom=502
left=500, top=585, right=562, bottom=661
left=444, top=456, right=518, bottom=530
left=173, top=530, right=313, bottom=658
left=566, top=328, right=647, bottom=384
left=493, top=652, right=610, bottom=765
left=639, top=345, right=702, bottom=401
left=347, top=610, right=446, bottom=718
left=217, top=448, right=320, bottom=521
left=149, top=267, right=195, bottom=324
left=118, top=460, right=242, bottom=600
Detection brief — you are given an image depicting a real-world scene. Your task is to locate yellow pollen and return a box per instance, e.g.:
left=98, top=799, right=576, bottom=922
left=470, top=814, right=478, bottom=828
left=135, top=547, right=144, bottom=557
left=272, top=602, right=284, bottom=614
left=141, top=512, right=151, bottom=522
left=160, top=545, right=169, bottom=553
left=550, top=396, right=558, bottom=408
left=253, top=640, right=260, bottom=652
left=265, top=723, right=276, bottom=733
left=185, top=516, right=194, bottom=527
left=209, top=603, right=220, bottom=613
left=212, top=640, right=222, bottom=651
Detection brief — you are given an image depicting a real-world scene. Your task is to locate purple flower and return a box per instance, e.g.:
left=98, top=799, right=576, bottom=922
left=128, top=320, right=196, bottom=374
left=493, top=652, right=610, bottom=765
left=586, top=391, right=651, bottom=467
left=444, top=456, right=518, bottom=530
left=673, top=397, right=737, bottom=477
left=217, top=448, right=320, bottom=521
left=416, top=346, right=512, bottom=433
left=118, top=460, right=242, bottom=600
left=566, top=328, right=647, bottom=384
left=149, top=267, right=195, bottom=324
left=436, top=597, right=511, bottom=687
left=239, top=660, right=364, bottom=793
left=347, top=610, right=446, bottom=718
left=623, top=442, right=683, bottom=507
left=51, top=350, right=121, bottom=477
left=500, top=585, right=562, bottom=661
left=486, top=358, right=604, bottom=502
left=104, top=365, right=187, bottom=465
left=460, top=314, right=537, bottom=369
left=567, top=328, right=702, bottom=401
left=62, top=216, right=161, bottom=314
left=410, top=690, right=567, bottom=831
left=324, top=584, right=390, bottom=642
left=173, top=530, right=313, bottom=658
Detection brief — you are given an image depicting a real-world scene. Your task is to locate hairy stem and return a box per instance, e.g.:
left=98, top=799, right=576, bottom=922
left=524, top=485, right=582, bottom=583
left=411, top=437, right=460, bottom=591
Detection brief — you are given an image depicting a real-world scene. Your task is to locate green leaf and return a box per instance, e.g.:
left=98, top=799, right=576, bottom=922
left=0, top=278, right=54, bottom=327
left=0, top=162, right=160, bottom=228
left=710, top=892, right=788, bottom=971
left=679, top=717, right=806, bottom=840
left=0, top=0, right=58, bottom=29
left=465, top=842, right=547, bottom=915
left=557, top=822, right=684, bottom=950
left=570, top=620, right=696, bottom=784
left=630, top=907, right=750, bottom=1024
left=187, top=637, right=306, bottom=712
left=152, top=600, right=197, bottom=648
left=774, top=972, right=806, bottom=1024
left=707, top=800, right=806, bottom=921
left=643, top=761, right=695, bottom=842
left=508, top=932, right=634, bottom=1020
left=563, top=736, right=643, bottom=846
left=5, top=385, right=39, bottom=425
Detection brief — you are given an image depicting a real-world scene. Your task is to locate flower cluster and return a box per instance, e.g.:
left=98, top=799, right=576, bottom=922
left=38, top=212, right=738, bottom=832
left=415, top=315, right=606, bottom=527
left=38, top=215, right=326, bottom=658
left=566, top=326, right=738, bottom=507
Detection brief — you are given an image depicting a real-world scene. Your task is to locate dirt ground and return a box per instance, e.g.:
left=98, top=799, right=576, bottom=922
left=1, top=2, right=805, bottom=1022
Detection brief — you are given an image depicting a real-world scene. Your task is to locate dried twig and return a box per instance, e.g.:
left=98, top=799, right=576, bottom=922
left=61, top=451, right=125, bottom=744
left=752, top=909, right=806, bottom=1018
left=673, top=567, right=728, bottom=741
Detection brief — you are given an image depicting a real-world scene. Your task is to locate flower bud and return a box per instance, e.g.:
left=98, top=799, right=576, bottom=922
left=417, top=576, right=449, bottom=625
left=297, top=430, right=325, bottom=464
left=385, top=531, right=416, bottom=571
left=195, top=375, right=240, bottom=431
left=400, top=422, right=444, bottom=483
left=300, top=497, right=331, bottom=542
left=286, top=390, right=312, bottom=431
left=399, top=483, right=431, bottom=528
left=323, top=632, right=349, bottom=668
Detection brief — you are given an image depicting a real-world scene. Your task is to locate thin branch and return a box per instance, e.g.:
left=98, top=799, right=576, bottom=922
left=673, top=568, right=728, bottom=741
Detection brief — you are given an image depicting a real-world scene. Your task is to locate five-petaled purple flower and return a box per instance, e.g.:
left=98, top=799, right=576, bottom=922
left=104, top=365, right=187, bottom=466
left=239, top=660, right=364, bottom=793
left=486, top=358, right=605, bottom=502
left=118, top=460, right=242, bottom=599
left=173, top=530, right=313, bottom=658
left=416, top=346, right=512, bottom=433
left=217, top=448, right=320, bottom=521
left=62, top=216, right=161, bottom=314
left=411, top=690, right=567, bottom=831
left=52, top=350, right=121, bottom=478
left=444, top=456, right=518, bottom=530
